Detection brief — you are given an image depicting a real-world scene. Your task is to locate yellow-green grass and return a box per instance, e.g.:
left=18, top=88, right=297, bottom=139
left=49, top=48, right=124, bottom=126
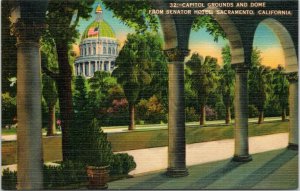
left=108, top=121, right=289, bottom=152
left=2, top=128, right=47, bottom=135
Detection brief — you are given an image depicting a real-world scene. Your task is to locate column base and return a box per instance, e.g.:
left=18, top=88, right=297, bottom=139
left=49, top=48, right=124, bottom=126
left=166, top=168, right=188, bottom=178
left=232, top=155, right=252, bottom=162
left=287, top=143, right=298, bottom=151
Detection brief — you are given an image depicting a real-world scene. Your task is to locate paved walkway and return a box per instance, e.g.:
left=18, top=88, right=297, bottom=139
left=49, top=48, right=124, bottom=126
left=2, top=132, right=288, bottom=176
left=117, top=133, right=289, bottom=175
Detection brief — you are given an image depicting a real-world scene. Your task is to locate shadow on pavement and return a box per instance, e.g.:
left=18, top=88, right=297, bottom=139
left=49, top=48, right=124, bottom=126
left=232, top=149, right=298, bottom=189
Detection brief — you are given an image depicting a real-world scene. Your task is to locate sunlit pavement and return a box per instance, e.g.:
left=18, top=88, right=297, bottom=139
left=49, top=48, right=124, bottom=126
left=108, top=148, right=298, bottom=190
left=119, top=133, right=289, bottom=175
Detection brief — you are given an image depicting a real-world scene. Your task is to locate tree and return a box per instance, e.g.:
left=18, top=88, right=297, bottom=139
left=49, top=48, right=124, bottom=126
left=1, top=0, right=17, bottom=96
left=219, top=45, right=235, bottom=124
left=42, top=74, right=58, bottom=136
left=88, top=71, right=119, bottom=119
left=42, top=0, right=95, bottom=160
left=113, top=33, right=161, bottom=130
left=2, top=93, right=17, bottom=127
left=186, top=53, right=219, bottom=125
left=249, top=48, right=272, bottom=124
left=273, top=65, right=289, bottom=121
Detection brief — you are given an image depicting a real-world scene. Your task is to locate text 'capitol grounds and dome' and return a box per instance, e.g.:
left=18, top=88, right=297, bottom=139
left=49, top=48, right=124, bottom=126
left=148, top=2, right=293, bottom=16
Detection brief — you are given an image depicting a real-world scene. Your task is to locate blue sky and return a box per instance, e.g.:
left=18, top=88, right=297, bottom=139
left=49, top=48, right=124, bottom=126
left=75, top=1, right=284, bottom=67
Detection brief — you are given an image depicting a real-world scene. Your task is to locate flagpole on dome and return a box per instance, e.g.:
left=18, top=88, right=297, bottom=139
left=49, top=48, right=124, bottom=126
left=95, top=1, right=102, bottom=72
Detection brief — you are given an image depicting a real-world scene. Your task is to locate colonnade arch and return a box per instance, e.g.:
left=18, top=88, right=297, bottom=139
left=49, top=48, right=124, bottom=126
left=253, top=18, right=298, bottom=149
left=155, top=1, right=298, bottom=177
left=10, top=0, right=298, bottom=188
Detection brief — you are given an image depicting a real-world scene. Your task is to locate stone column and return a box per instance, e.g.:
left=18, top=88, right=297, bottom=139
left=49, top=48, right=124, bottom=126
left=164, top=48, right=190, bottom=177
left=101, top=61, right=104, bottom=71
left=11, top=19, right=45, bottom=190
left=83, top=63, right=86, bottom=77
left=108, top=61, right=111, bottom=72
left=232, top=65, right=252, bottom=162
left=88, top=61, right=91, bottom=76
left=287, top=72, right=298, bottom=150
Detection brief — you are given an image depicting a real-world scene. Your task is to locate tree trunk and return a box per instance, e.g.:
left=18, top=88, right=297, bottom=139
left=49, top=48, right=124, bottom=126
left=258, top=111, right=264, bottom=124
left=281, top=107, right=286, bottom=121
left=200, top=104, right=205, bottom=126
left=129, top=103, right=135, bottom=130
left=225, top=105, right=231, bottom=124
left=47, top=105, right=56, bottom=136
left=56, top=44, right=73, bottom=161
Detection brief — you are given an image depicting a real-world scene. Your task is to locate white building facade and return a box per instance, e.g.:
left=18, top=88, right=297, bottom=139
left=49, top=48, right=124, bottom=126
left=74, top=4, right=118, bottom=77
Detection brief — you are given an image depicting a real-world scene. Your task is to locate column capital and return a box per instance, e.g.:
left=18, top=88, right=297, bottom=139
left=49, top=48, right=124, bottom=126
left=231, top=63, right=249, bottom=73
left=164, top=47, right=190, bottom=62
left=11, top=18, right=46, bottom=44
left=286, top=72, right=298, bottom=83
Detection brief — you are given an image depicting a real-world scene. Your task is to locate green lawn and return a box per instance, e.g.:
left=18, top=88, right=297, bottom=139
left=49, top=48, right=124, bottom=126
left=2, top=121, right=289, bottom=165
left=1, top=128, right=17, bottom=135
left=2, top=128, right=49, bottom=136
left=108, top=121, right=289, bottom=152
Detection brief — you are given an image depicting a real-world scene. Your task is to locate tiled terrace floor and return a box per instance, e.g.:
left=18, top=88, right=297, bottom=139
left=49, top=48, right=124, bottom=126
left=108, top=148, right=298, bottom=190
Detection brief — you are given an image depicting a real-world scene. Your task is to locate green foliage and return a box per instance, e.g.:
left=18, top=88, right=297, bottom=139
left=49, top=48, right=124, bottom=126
left=186, top=53, right=219, bottom=109
left=136, top=95, right=167, bottom=124
left=2, top=168, right=17, bottom=190
left=185, top=107, right=199, bottom=122
left=42, top=74, right=58, bottom=107
left=73, top=76, right=92, bottom=120
left=43, top=161, right=87, bottom=188
left=113, top=33, right=159, bottom=105
left=219, top=45, right=235, bottom=108
left=2, top=161, right=87, bottom=190
left=272, top=66, right=289, bottom=111
left=249, top=48, right=273, bottom=113
left=102, top=0, right=158, bottom=32
left=81, top=119, right=114, bottom=166
left=110, top=153, right=136, bottom=175
left=1, top=1, right=17, bottom=96
left=248, top=104, right=259, bottom=118
left=192, top=16, right=226, bottom=41
left=1, top=93, right=17, bottom=126
left=45, top=0, right=95, bottom=46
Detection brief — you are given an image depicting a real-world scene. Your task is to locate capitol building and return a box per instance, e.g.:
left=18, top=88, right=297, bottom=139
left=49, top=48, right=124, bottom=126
left=74, top=4, right=119, bottom=77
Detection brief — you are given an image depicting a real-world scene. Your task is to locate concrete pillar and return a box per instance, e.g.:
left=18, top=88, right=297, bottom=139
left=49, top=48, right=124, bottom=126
left=164, top=48, right=190, bottom=177
left=12, top=19, right=44, bottom=189
left=232, top=65, right=252, bottom=162
left=287, top=72, right=298, bottom=150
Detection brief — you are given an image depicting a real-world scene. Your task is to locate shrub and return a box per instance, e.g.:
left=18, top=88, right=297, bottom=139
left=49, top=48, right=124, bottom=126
left=136, top=95, right=167, bottom=124
left=110, top=153, right=136, bottom=175
left=2, top=161, right=87, bottom=190
left=2, top=168, right=17, bottom=190
left=43, top=161, right=87, bottom=189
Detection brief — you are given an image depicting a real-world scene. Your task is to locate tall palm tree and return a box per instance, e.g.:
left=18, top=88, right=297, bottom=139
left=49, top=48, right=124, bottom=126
left=186, top=53, right=219, bottom=126
left=113, top=33, right=156, bottom=130
left=273, top=65, right=289, bottom=121
left=249, top=49, right=272, bottom=124
left=220, top=45, right=235, bottom=124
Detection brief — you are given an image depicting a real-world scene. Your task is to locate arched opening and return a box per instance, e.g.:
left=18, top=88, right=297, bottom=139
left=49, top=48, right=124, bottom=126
left=257, top=18, right=298, bottom=73
left=253, top=18, right=298, bottom=149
